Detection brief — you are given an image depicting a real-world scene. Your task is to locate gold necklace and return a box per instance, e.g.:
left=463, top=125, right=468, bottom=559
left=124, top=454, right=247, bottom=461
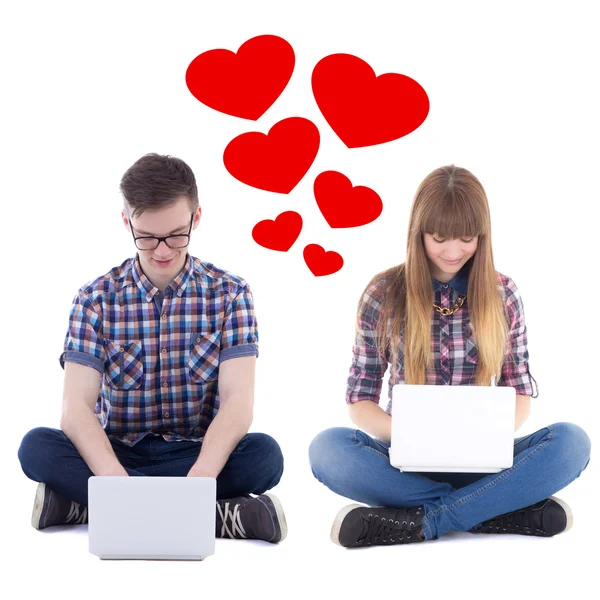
left=433, top=294, right=466, bottom=316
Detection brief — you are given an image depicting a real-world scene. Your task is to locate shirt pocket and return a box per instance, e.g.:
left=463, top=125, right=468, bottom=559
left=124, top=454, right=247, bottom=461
left=188, top=332, right=221, bottom=384
left=104, top=340, right=144, bottom=390
left=462, top=321, right=479, bottom=366
left=388, top=333, right=406, bottom=386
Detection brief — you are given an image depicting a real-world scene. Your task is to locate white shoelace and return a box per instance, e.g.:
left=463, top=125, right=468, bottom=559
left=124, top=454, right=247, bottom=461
left=216, top=501, right=247, bottom=539
left=65, top=502, right=88, bottom=524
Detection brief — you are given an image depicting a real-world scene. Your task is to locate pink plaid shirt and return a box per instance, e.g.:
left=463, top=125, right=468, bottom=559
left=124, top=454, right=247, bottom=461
left=347, top=264, right=539, bottom=414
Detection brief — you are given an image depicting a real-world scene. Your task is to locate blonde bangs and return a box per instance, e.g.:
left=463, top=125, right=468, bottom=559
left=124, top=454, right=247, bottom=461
left=420, top=187, right=486, bottom=239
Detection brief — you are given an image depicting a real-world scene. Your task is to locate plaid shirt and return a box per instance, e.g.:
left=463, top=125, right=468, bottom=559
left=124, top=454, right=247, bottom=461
left=347, top=264, right=539, bottom=413
left=60, top=254, right=258, bottom=446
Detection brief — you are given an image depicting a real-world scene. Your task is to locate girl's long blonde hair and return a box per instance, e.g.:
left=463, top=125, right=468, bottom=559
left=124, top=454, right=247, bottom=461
left=362, top=165, right=509, bottom=386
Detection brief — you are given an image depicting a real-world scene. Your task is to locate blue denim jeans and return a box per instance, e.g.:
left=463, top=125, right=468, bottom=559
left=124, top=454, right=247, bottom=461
left=18, top=427, right=284, bottom=507
left=309, top=422, right=591, bottom=539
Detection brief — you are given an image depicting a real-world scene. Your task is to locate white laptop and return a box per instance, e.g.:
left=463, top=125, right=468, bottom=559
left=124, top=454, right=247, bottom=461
left=88, top=476, right=216, bottom=560
left=389, top=383, right=516, bottom=473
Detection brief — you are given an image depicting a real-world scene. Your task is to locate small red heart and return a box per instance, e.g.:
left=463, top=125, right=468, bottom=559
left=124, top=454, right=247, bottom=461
left=314, top=171, right=383, bottom=228
left=252, top=211, right=303, bottom=252
left=224, top=117, right=320, bottom=194
left=312, top=53, right=429, bottom=148
left=186, top=35, right=295, bottom=121
left=303, top=244, right=344, bottom=277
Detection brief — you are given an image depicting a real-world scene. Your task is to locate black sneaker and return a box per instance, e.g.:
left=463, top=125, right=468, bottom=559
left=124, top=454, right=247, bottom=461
left=331, top=504, right=426, bottom=548
left=216, top=493, right=287, bottom=543
left=470, top=496, right=573, bottom=537
left=32, top=483, right=88, bottom=530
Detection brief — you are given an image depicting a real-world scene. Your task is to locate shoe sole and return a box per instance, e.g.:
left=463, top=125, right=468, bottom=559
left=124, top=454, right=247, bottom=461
left=550, top=495, right=573, bottom=533
left=31, top=482, right=47, bottom=530
left=330, top=503, right=363, bottom=547
left=263, top=492, right=288, bottom=543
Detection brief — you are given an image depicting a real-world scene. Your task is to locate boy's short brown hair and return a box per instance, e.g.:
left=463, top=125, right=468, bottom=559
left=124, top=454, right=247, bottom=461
left=120, top=153, right=199, bottom=218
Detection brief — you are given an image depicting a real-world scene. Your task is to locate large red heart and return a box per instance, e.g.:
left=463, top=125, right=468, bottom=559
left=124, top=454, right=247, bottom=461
left=224, top=117, right=320, bottom=194
left=312, top=54, right=429, bottom=148
left=314, top=171, right=383, bottom=228
left=303, top=244, right=344, bottom=277
left=252, top=211, right=302, bottom=252
left=186, top=35, right=295, bottom=121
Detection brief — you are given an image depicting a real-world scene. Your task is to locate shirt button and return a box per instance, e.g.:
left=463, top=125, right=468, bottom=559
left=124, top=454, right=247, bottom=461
left=163, top=412, right=169, bottom=418
left=119, top=347, right=124, bottom=353
left=162, top=382, right=168, bottom=388
left=162, top=313, right=167, bottom=320
left=161, top=348, right=167, bottom=354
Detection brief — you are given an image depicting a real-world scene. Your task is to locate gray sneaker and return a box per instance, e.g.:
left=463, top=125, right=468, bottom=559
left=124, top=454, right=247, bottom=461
left=216, top=493, right=287, bottom=543
left=32, top=483, right=88, bottom=530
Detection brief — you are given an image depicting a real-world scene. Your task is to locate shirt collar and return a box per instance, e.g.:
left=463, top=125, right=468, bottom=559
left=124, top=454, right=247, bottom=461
left=132, top=254, right=195, bottom=303
left=168, top=254, right=195, bottom=296
left=432, top=259, right=471, bottom=295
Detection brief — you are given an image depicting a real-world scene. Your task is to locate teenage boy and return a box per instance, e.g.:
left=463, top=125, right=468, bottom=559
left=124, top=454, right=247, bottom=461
left=18, top=153, right=286, bottom=543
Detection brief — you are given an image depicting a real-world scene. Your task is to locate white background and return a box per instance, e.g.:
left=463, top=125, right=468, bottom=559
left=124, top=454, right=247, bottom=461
left=2, top=0, right=598, bottom=598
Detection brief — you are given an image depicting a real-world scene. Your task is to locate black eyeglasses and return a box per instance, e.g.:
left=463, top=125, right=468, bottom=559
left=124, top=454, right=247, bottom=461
left=130, top=214, right=194, bottom=251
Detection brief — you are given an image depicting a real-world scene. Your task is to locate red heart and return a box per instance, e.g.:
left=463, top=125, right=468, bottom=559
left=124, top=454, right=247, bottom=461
left=186, top=35, right=295, bottom=121
left=224, top=117, right=320, bottom=194
left=312, top=54, right=429, bottom=148
left=252, top=211, right=303, bottom=252
left=314, top=171, right=383, bottom=228
left=303, top=244, right=344, bottom=277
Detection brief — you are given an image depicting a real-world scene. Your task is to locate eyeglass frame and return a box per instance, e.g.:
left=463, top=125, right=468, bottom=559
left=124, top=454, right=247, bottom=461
left=129, top=213, right=195, bottom=251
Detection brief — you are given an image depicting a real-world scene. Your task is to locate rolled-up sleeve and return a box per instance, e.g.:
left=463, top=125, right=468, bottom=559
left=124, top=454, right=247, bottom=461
left=497, top=278, right=539, bottom=398
left=346, top=281, right=388, bottom=405
left=220, top=283, right=259, bottom=362
left=59, top=293, right=106, bottom=375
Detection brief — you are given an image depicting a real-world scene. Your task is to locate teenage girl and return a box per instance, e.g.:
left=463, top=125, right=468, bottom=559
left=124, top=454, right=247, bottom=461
left=309, top=165, right=591, bottom=548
